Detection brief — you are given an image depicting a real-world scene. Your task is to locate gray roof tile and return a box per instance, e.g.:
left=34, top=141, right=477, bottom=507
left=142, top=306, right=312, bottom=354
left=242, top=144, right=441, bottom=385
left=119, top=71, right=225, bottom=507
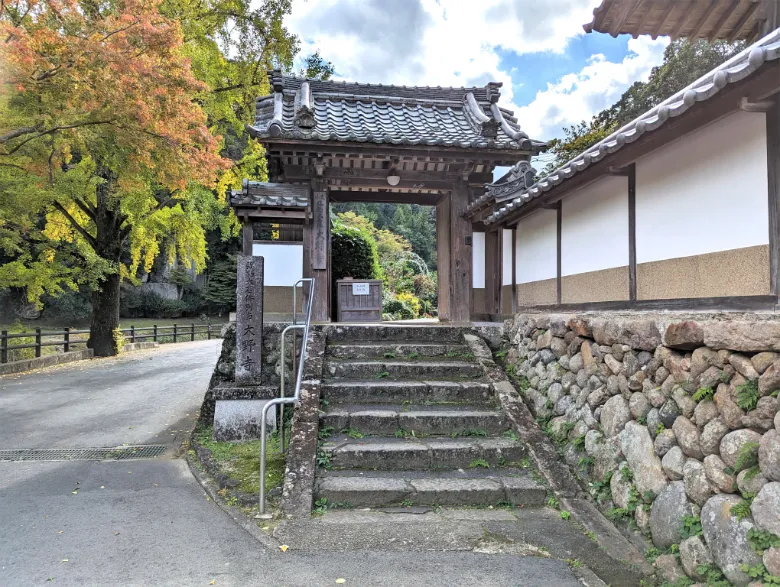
left=250, top=71, right=546, bottom=152
left=230, top=181, right=309, bottom=208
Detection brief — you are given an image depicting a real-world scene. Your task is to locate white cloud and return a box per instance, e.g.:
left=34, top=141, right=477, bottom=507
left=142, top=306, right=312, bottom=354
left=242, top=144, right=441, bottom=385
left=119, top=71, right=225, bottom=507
left=286, top=0, right=668, bottom=142
left=515, top=36, right=669, bottom=139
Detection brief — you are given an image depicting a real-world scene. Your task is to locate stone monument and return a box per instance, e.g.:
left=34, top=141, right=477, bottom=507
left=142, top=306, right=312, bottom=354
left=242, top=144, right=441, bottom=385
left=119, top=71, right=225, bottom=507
left=235, top=255, right=264, bottom=385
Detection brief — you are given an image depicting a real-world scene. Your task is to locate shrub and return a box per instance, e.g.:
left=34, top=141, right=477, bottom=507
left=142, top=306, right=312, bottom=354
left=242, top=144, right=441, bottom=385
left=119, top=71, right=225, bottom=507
left=120, top=289, right=188, bottom=319
left=41, top=289, right=92, bottom=322
left=5, top=322, right=35, bottom=362
left=331, top=221, right=380, bottom=282
left=395, top=292, right=421, bottom=318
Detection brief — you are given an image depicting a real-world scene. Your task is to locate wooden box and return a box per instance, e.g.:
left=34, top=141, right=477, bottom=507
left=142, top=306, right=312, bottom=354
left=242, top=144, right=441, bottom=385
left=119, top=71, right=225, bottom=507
left=336, top=279, right=383, bottom=322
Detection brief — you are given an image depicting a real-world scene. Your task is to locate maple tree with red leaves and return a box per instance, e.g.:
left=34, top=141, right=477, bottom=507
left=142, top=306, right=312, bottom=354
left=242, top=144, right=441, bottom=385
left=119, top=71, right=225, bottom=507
left=0, top=0, right=302, bottom=355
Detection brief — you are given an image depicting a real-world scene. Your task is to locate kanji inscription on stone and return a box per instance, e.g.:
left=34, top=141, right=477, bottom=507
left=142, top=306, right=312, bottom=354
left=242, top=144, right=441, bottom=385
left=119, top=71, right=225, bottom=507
left=235, top=255, right=264, bottom=385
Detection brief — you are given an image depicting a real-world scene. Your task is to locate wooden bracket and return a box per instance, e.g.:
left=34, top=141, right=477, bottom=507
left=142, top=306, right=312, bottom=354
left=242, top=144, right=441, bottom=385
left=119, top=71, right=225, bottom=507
left=740, top=96, right=775, bottom=112
left=608, top=166, right=631, bottom=177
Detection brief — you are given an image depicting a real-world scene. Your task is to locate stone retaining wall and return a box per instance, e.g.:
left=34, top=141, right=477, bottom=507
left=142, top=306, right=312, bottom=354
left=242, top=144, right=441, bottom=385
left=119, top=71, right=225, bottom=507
left=504, top=312, right=780, bottom=585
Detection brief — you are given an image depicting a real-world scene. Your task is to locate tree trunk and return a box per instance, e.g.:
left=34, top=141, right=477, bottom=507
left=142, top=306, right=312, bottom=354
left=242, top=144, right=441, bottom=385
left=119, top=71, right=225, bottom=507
left=89, top=271, right=121, bottom=356
left=87, top=167, right=125, bottom=356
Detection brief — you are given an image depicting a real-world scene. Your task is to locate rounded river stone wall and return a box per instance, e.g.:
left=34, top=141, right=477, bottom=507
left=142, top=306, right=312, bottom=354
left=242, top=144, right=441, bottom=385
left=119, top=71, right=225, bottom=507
left=504, top=313, right=780, bottom=585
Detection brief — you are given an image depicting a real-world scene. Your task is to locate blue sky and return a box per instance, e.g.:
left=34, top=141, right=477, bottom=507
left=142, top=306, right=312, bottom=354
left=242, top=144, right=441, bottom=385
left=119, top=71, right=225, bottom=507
left=285, top=0, right=669, bottom=145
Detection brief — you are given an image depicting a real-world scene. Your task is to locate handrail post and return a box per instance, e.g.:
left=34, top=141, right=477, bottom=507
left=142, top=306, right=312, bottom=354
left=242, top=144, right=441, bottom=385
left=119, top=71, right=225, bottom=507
left=130, top=326, right=135, bottom=343
left=35, top=328, right=41, bottom=358
left=207, top=324, right=211, bottom=340
left=191, top=323, right=195, bottom=341
left=256, top=277, right=314, bottom=518
left=1, top=330, right=7, bottom=364
left=173, top=323, right=178, bottom=343
left=153, top=324, right=158, bottom=342
left=63, top=328, right=70, bottom=353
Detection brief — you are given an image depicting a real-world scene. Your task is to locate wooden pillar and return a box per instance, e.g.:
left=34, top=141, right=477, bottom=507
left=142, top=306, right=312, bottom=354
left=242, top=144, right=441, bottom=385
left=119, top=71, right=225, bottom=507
left=555, top=202, right=562, bottom=305
left=628, top=163, right=638, bottom=301
left=449, top=180, right=472, bottom=322
left=436, top=196, right=451, bottom=321
left=484, top=229, right=501, bottom=316
left=511, top=227, right=518, bottom=313
left=242, top=220, right=253, bottom=256
left=310, top=179, right=330, bottom=322
left=768, top=99, right=780, bottom=297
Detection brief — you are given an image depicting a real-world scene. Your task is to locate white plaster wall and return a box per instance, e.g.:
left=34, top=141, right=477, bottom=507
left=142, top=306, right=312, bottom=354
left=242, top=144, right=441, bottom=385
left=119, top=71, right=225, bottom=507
left=502, top=229, right=513, bottom=286
left=472, top=232, right=485, bottom=289
left=562, top=175, right=628, bottom=276
left=516, top=209, right=557, bottom=284
left=636, top=110, right=769, bottom=264
left=252, top=243, right=303, bottom=286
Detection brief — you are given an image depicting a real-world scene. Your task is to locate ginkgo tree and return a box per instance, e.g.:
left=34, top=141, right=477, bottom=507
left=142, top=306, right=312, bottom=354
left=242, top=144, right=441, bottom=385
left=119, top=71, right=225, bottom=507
left=0, top=0, right=304, bottom=356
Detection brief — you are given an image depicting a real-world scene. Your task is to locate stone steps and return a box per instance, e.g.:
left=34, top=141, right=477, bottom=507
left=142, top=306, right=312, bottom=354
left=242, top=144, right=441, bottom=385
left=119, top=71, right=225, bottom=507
left=314, top=326, right=541, bottom=512
left=326, top=341, right=471, bottom=360
left=324, top=359, right=483, bottom=379
left=321, top=435, right=526, bottom=470
left=320, top=403, right=508, bottom=436
left=321, top=380, right=493, bottom=405
left=325, top=325, right=466, bottom=343
left=315, top=468, right=547, bottom=508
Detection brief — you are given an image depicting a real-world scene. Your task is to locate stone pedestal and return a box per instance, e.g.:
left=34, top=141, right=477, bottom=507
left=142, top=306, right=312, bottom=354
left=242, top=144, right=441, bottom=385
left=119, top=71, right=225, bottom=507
left=235, top=256, right=264, bottom=385
left=213, top=400, right=277, bottom=442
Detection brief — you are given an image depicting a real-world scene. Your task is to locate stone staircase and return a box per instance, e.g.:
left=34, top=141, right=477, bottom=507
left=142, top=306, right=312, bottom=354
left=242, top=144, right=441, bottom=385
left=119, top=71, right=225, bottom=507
left=314, top=325, right=547, bottom=509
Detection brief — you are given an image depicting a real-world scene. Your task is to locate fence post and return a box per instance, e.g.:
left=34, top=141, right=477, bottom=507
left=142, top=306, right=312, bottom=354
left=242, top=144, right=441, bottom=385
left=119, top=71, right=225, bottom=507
left=34, top=328, right=41, bottom=358
left=173, top=323, right=178, bottom=343
left=191, top=323, right=195, bottom=342
left=64, top=327, right=70, bottom=353
left=1, top=330, right=7, bottom=364
left=153, top=324, right=158, bottom=342
left=207, top=324, right=211, bottom=340
left=130, top=326, right=135, bottom=343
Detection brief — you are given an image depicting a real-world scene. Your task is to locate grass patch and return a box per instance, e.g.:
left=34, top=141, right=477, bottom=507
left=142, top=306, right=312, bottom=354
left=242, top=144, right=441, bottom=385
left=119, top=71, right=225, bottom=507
left=194, top=425, right=284, bottom=497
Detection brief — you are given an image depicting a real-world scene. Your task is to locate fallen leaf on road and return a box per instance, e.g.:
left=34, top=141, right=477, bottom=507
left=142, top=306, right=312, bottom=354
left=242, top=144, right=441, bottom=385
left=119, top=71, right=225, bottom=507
left=61, top=559, right=68, bottom=563
left=114, top=532, right=120, bottom=536
left=336, top=579, right=346, bottom=584
left=57, top=531, right=63, bottom=534
left=71, top=491, right=77, bottom=495
left=100, top=486, right=105, bottom=489
left=209, top=581, right=215, bottom=585
left=279, top=545, right=289, bottom=552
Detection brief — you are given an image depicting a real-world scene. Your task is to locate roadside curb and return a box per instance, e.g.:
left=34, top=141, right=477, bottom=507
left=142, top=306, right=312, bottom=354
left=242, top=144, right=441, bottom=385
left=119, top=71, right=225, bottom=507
left=184, top=449, right=280, bottom=549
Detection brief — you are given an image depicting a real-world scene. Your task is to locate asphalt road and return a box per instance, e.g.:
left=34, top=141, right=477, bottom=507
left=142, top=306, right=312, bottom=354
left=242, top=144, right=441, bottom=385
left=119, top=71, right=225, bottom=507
left=0, top=340, right=582, bottom=586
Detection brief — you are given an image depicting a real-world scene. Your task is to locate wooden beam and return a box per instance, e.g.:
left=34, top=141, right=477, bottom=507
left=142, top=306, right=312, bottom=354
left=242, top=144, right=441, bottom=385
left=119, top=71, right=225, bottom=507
left=760, top=0, right=780, bottom=37
left=688, top=1, right=716, bottom=40
left=728, top=1, right=759, bottom=42
left=328, top=190, right=442, bottom=205
left=609, top=0, right=642, bottom=36
left=632, top=2, right=654, bottom=38
left=769, top=99, right=780, bottom=297
left=628, top=163, right=637, bottom=302
left=511, top=227, right=518, bottom=313
left=671, top=1, right=698, bottom=38
left=708, top=0, right=741, bottom=41
left=555, top=202, right=562, bottom=305
left=282, top=164, right=493, bottom=184
left=656, top=0, right=682, bottom=38
left=263, top=138, right=533, bottom=163
left=515, top=295, right=778, bottom=313
left=242, top=221, right=253, bottom=256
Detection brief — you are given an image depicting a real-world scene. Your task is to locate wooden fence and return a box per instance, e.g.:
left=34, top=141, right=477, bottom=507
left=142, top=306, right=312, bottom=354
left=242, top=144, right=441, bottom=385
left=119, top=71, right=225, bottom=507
left=0, top=324, right=221, bottom=364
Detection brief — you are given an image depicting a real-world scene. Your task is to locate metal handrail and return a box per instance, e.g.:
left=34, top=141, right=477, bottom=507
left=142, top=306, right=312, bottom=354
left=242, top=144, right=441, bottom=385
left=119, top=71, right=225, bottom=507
left=257, top=277, right=314, bottom=518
